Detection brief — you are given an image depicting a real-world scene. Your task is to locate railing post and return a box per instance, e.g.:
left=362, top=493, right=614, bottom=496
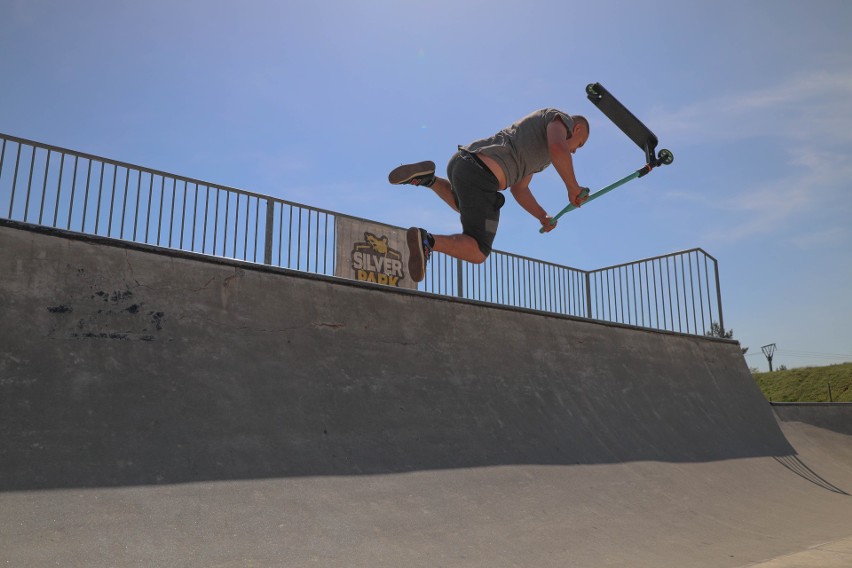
left=264, top=198, right=274, bottom=265
left=585, top=271, right=593, bottom=319
left=456, top=258, right=464, bottom=298
left=713, top=257, right=724, bottom=333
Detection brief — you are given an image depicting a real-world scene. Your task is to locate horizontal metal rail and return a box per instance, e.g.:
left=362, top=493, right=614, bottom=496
left=0, top=131, right=723, bottom=336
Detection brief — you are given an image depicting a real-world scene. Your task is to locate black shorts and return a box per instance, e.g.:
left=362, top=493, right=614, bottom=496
left=446, top=151, right=505, bottom=257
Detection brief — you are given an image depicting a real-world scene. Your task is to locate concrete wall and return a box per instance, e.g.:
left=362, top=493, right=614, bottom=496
left=0, top=221, right=791, bottom=490
left=774, top=403, right=852, bottom=436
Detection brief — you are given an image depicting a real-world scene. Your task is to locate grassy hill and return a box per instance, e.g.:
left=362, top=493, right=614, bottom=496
left=751, top=362, right=852, bottom=402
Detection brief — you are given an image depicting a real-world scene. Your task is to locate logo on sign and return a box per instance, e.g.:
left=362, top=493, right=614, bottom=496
left=350, top=232, right=406, bottom=286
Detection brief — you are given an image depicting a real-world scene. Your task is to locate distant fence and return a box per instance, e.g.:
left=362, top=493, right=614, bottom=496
left=0, top=132, right=724, bottom=336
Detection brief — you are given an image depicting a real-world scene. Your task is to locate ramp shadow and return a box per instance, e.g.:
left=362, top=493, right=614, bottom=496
left=1, top=375, right=796, bottom=491
left=774, top=455, right=850, bottom=496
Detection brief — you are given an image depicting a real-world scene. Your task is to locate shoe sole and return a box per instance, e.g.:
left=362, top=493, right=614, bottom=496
left=389, top=161, right=436, bottom=185
left=406, top=227, right=426, bottom=283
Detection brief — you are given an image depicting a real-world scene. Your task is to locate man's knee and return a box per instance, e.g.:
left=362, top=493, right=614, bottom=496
left=470, top=250, right=488, bottom=264
left=469, top=240, right=491, bottom=264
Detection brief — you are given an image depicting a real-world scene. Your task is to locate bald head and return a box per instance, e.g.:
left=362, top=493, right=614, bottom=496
left=567, top=115, right=589, bottom=153
left=571, top=115, right=589, bottom=137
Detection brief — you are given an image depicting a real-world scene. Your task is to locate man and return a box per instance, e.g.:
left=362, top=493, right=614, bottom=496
left=389, top=108, right=590, bottom=283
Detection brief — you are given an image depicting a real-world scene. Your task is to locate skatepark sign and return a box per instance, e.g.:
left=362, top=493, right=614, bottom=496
left=335, top=218, right=416, bottom=290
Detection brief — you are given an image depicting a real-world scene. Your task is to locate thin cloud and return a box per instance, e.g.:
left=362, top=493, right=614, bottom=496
left=702, top=184, right=807, bottom=243
left=655, top=69, right=852, bottom=245
left=789, top=226, right=849, bottom=250
left=666, top=151, right=851, bottom=245
left=649, top=69, right=852, bottom=146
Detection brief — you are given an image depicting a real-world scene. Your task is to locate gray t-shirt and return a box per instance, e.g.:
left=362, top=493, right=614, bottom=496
left=461, top=108, right=573, bottom=188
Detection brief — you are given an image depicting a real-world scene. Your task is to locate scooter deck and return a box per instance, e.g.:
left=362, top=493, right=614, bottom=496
left=586, top=82, right=659, bottom=165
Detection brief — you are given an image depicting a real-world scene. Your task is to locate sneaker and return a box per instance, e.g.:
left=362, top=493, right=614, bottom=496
left=406, top=227, right=432, bottom=283
left=389, top=160, right=436, bottom=186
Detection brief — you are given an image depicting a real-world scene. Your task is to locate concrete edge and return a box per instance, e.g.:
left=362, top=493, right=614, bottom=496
left=771, top=403, right=852, bottom=407
left=0, top=218, right=739, bottom=346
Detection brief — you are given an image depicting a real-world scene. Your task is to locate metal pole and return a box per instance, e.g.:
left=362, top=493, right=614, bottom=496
left=585, top=271, right=592, bottom=319
left=762, top=344, right=776, bottom=372
left=264, top=198, right=274, bottom=265
left=457, top=258, right=464, bottom=298
left=713, top=257, right=724, bottom=334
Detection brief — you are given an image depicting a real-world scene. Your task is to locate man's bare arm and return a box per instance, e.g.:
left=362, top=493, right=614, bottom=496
left=547, top=119, right=587, bottom=206
left=510, top=175, right=557, bottom=232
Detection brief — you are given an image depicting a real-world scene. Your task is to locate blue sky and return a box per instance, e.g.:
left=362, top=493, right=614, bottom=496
left=2, top=0, right=850, bottom=370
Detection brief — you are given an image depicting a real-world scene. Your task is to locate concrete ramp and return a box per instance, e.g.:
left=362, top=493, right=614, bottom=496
left=2, top=221, right=851, bottom=568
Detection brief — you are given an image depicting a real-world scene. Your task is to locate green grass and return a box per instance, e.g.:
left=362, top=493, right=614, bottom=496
left=752, top=362, right=852, bottom=402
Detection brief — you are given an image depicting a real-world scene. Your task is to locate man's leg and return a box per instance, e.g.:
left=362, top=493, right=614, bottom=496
left=432, top=233, right=485, bottom=263
left=389, top=161, right=459, bottom=212
left=405, top=229, right=485, bottom=284
left=430, top=152, right=501, bottom=266
left=399, top=153, right=498, bottom=282
left=428, top=178, right=460, bottom=212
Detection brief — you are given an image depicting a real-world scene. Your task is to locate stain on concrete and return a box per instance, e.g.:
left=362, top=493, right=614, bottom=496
left=150, top=312, right=165, bottom=330
left=47, top=305, right=73, bottom=314
left=46, top=285, right=165, bottom=342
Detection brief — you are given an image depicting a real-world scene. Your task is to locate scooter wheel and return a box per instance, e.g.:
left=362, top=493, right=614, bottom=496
left=658, top=149, right=674, bottom=165
left=586, top=83, right=600, bottom=97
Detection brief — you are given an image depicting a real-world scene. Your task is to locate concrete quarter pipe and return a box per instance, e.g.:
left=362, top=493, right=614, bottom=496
left=1, top=221, right=851, bottom=567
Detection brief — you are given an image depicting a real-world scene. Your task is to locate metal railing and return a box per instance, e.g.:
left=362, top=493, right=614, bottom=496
left=587, top=249, right=723, bottom=335
left=0, top=131, right=723, bottom=336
